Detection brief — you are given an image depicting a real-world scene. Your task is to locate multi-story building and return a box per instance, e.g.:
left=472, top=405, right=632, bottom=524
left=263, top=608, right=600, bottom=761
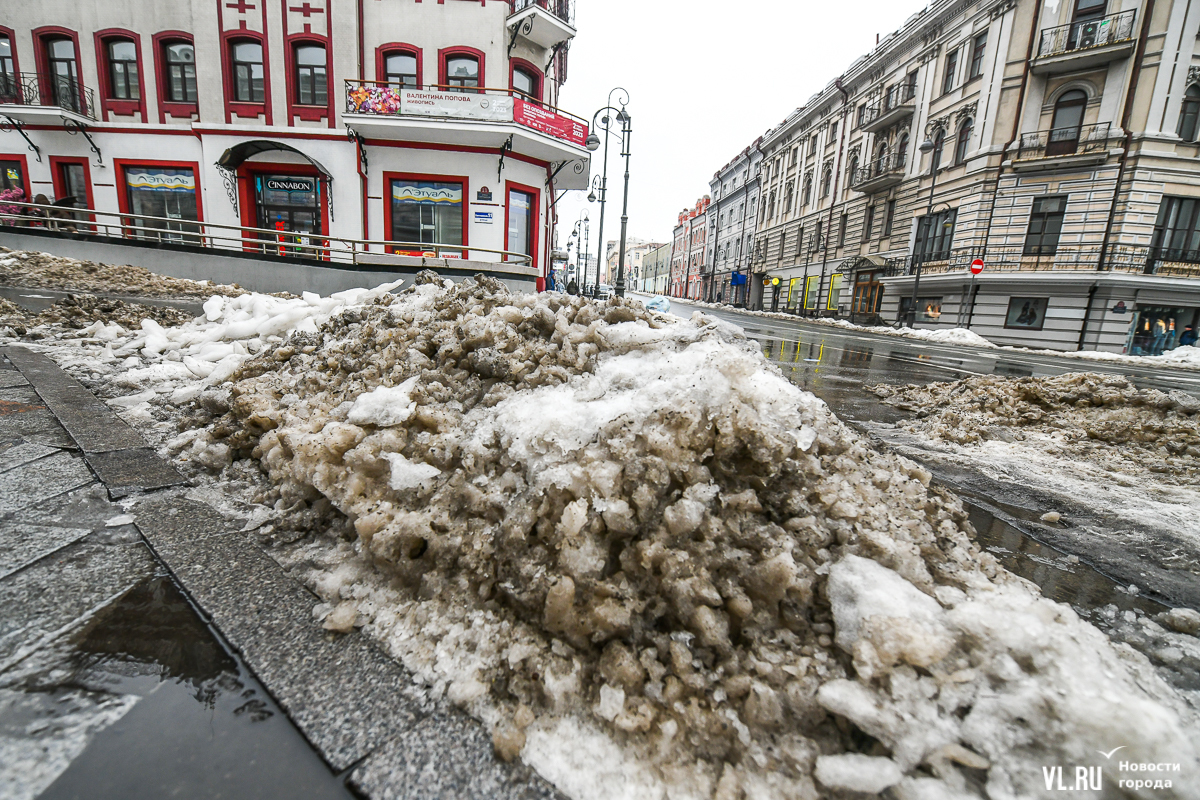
left=0, top=0, right=589, bottom=291
left=603, top=238, right=663, bottom=288
left=705, top=139, right=762, bottom=305
left=640, top=242, right=671, bottom=294
left=669, top=196, right=709, bottom=298
left=742, top=0, right=1200, bottom=353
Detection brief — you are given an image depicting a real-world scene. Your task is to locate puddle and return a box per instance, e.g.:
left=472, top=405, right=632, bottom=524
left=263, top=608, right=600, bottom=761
left=1, top=576, right=356, bottom=800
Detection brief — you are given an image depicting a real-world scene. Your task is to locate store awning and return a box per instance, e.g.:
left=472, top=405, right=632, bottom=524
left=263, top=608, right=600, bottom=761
left=216, top=140, right=333, bottom=181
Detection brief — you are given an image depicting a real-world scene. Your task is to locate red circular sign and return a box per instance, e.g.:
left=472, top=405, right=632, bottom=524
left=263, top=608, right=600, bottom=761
left=970, top=258, right=985, bottom=275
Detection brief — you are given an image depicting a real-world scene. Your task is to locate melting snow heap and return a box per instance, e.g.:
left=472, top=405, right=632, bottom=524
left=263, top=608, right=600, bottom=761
left=130, top=274, right=1198, bottom=799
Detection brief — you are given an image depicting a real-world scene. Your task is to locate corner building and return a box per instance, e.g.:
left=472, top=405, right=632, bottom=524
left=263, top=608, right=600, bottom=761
left=750, top=0, right=1200, bottom=352
left=0, top=0, right=587, bottom=289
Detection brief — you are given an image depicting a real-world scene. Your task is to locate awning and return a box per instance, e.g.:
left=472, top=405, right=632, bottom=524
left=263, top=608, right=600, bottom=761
left=216, top=140, right=333, bottom=181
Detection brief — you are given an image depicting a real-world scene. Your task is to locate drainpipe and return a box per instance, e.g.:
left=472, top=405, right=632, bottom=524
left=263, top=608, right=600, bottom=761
left=965, top=277, right=981, bottom=328
left=817, top=78, right=851, bottom=315
left=1097, top=0, right=1156, bottom=272
left=357, top=0, right=365, bottom=80
left=980, top=5, right=1025, bottom=251
left=1077, top=281, right=1099, bottom=350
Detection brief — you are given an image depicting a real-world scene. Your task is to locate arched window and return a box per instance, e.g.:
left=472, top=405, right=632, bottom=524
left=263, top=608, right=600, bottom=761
left=293, top=44, right=327, bottom=106
left=955, top=118, right=974, bottom=164
left=785, top=181, right=794, bottom=213
left=802, top=175, right=812, bottom=206
left=1178, top=85, right=1200, bottom=143
left=931, top=129, right=946, bottom=170
left=230, top=40, right=265, bottom=103
left=383, top=50, right=419, bottom=88
left=511, top=62, right=541, bottom=103
left=898, top=132, right=910, bottom=168
left=106, top=39, right=139, bottom=100
left=847, top=155, right=859, bottom=184
left=875, top=143, right=889, bottom=168
left=163, top=41, right=196, bottom=103
left=444, top=53, right=480, bottom=92
left=768, top=191, right=776, bottom=219
left=45, top=37, right=81, bottom=111
left=0, top=33, right=16, bottom=102
left=821, top=167, right=832, bottom=197
left=1048, top=89, right=1087, bottom=156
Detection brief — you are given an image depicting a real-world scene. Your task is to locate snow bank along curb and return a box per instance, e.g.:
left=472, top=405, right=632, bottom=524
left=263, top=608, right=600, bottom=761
left=0, top=247, right=242, bottom=298
left=16, top=273, right=1200, bottom=799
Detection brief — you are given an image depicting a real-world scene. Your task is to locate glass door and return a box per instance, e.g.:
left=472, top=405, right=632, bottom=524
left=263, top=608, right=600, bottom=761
left=254, top=174, right=322, bottom=258
left=46, top=38, right=81, bottom=112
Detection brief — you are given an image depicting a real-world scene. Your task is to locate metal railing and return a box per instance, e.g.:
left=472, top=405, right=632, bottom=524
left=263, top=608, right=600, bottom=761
left=1038, top=10, right=1137, bottom=58
left=860, top=82, right=916, bottom=128
left=1013, top=122, right=1111, bottom=160
left=0, top=199, right=533, bottom=268
left=880, top=243, right=1200, bottom=279
left=0, top=72, right=96, bottom=120
left=509, top=0, right=574, bottom=26
left=850, top=151, right=906, bottom=188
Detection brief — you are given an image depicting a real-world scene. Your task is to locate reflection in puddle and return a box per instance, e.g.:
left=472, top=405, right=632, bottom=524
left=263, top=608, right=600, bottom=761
left=1, top=577, right=355, bottom=800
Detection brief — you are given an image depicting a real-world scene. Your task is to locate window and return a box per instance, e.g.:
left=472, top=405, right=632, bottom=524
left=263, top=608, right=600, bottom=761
left=507, top=187, right=536, bottom=265
left=802, top=175, right=812, bottom=206
left=389, top=178, right=464, bottom=253
left=1151, top=197, right=1200, bottom=264
left=809, top=137, right=817, bottom=155
left=790, top=147, right=798, bottom=166
left=0, top=34, right=14, bottom=101
left=857, top=104, right=867, bottom=128
left=1073, top=0, right=1107, bottom=22
left=1005, top=297, right=1049, bottom=330
left=915, top=208, right=957, bottom=261
left=829, top=121, right=838, bottom=142
left=1178, top=85, right=1200, bottom=143
left=1048, top=89, right=1087, bottom=156
left=768, top=191, right=776, bottom=219
left=56, top=161, right=87, bottom=208
left=883, top=199, right=896, bottom=237
left=384, top=51, right=419, bottom=88
left=1, top=158, right=26, bottom=196
left=931, top=129, right=946, bottom=170
left=512, top=66, right=539, bottom=101
left=106, top=40, right=139, bottom=100
left=820, top=166, right=832, bottom=198
left=122, top=165, right=199, bottom=241
left=898, top=132, right=910, bottom=168
left=838, top=213, right=848, bottom=247
left=942, top=48, right=958, bottom=95
left=968, top=31, right=988, bottom=80
left=862, top=205, right=874, bottom=241
left=446, top=55, right=479, bottom=92
left=847, top=155, right=859, bottom=185
left=294, top=44, right=327, bottom=106
left=46, top=38, right=81, bottom=111
left=826, top=274, right=844, bottom=310
left=785, top=181, right=794, bottom=213
left=231, top=41, right=265, bottom=103
left=164, top=42, right=197, bottom=103
left=955, top=118, right=974, bottom=164
left=804, top=275, right=820, bottom=310
left=1023, top=196, right=1067, bottom=256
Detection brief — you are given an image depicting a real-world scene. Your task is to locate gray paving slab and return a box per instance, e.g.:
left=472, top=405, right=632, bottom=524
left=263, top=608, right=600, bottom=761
left=0, top=407, right=76, bottom=449
left=0, top=537, right=156, bottom=669
left=0, top=440, right=61, bottom=474
left=0, top=451, right=94, bottom=515
left=0, top=370, right=29, bottom=387
left=0, top=386, right=41, bottom=403
left=130, top=493, right=424, bottom=772
left=350, top=713, right=566, bottom=800
left=84, top=448, right=185, bottom=498
left=2, top=347, right=146, bottom=453
left=0, top=521, right=93, bottom=579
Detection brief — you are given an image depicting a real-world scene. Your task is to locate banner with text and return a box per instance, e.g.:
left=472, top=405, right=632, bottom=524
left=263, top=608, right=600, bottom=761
left=401, top=90, right=514, bottom=122
left=514, top=99, right=589, bottom=147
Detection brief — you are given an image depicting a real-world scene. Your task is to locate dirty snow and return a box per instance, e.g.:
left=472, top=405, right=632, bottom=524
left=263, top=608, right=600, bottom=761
left=10, top=269, right=1200, bottom=798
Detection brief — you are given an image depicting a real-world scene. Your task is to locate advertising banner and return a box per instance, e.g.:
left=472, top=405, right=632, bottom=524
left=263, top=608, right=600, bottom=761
left=125, top=171, right=196, bottom=192
left=401, top=90, right=514, bottom=122
left=514, top=99, right=589, bottom=147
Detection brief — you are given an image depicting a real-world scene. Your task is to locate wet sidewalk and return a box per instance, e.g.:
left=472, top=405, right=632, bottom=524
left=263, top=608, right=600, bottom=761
left=0, top=346, right=559, bottom=800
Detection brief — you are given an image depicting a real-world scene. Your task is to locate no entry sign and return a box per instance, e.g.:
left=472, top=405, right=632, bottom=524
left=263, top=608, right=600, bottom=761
left=970, top=258, right=985, bottom=275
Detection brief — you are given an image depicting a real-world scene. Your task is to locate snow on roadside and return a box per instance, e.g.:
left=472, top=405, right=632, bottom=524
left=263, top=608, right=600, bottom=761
left=0, top=247, right=242, bottom=298
left=12, top=276, right=1200, bottom=799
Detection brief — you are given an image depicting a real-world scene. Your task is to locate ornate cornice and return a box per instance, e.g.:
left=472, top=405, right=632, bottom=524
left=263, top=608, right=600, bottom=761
left=926, top=115, right=952, bottom=136
left=954, top=101, right=978, bottom=124
left=1188, top=66, right=1200, bottom=87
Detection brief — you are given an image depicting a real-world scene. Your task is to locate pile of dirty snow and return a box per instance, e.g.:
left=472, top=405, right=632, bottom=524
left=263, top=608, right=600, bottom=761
left=1007, top=343, right=1200, bottom=372
left=31, top=276, right=1200, bottom=798
left=0, top=293, right=193, bottom=337
left=0, top=248, right=242, bottom=298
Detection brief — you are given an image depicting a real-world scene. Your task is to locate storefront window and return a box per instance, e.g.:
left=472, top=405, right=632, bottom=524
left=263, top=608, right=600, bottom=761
left=826, top=273, right=844, bottom=310
left=899, top=296, right=945, bottom=323
left=507, top=188, right=534, bottom=263
left=804, top=275, right=820, bottom=310
left=124, top=166, right=199, bottom=242
left=1128, top=306, right=1200, bottom=355
left=390, top=179, right=463, bottom=255
left=1004, top=296, right=1048, bottom=330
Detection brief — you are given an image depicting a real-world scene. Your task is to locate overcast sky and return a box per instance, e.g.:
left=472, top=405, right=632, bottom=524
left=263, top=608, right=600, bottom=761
left=555, top=0, right=930, bottom=255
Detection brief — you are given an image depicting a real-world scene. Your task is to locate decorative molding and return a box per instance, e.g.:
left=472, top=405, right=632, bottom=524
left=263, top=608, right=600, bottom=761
left=925, top=114, right=951, bottom=137
left=1188, top=66, right=1200, bottom=87
left=216, top=164, right=238, bottom=214
left=990, top=0, right=1016, bottom=19
left=954, top=101, right=978, bottom=125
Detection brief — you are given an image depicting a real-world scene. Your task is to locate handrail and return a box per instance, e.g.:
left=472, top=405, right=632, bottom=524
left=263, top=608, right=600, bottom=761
left=0, top=72, right=96, bottom=120
left=1014, top=121, right=1111, bottom=159
left=860, top=82, right=916, bottom=128
left=880, top=242, right=1200, bottom=279
left=1038, top=10, right=1136, bottom=58
left=508, top=0, right=574, bottom=26
left=344, top=79, right=589, bottom=129
left=0, top=199, right=534, bottom=267
left=851, top=152, right=905, bottom=187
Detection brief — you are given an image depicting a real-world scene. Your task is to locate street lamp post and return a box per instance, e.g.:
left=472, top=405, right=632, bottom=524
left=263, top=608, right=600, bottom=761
left=908, top=133, right=943, bottom=328
left=613, top=107, right=633, bottom=298
left=585, top=87, right=630, bottom=299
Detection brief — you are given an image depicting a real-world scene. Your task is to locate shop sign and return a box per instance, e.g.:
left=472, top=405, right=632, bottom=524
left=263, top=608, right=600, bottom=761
left=474, top=211, right=494, bottom=225
left=266, top=178, right=314, bottom=193
left=477, top=187, right=493, bottom=202
left=514, top=99, right=589, bottom=147
left=401, top=89, right=514, bottom=122
left=126, top=171, right=196, bottom=192
left=391, top=184, right=462, bottom=205
left=1111, top=300, right=1128, bottom=314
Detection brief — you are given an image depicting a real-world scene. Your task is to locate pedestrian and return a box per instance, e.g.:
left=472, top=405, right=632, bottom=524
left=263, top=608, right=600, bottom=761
left=1180, top=325, right=1197, bottom=347
left=1151, top=318, right=1167, bottom=355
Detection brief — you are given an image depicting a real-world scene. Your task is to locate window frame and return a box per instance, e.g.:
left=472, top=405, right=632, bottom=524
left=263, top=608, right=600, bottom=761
left=883, top=199, right=896, bottom=237
left=942, top=47, right=959, bottom=96
left=1177, top=84, right=1200, bottom=143
left=1023, top=195, right=1068, bottom=256
left=287, top=37, right=332, bottom=122
left=48, top=155, right=93, bottom=218
left=153, top=32, right=198, bottom=122
left=0, top=28, right=20, bottom=104
left=222, top=31, right=271, bottom=122
left=915, top=208, right=958, bottom=262
left=94, top=30, right=145, bottom=121
left=33, top=27, right=87, bottom=116
left=438, top=46, right=485, bottom=93
left=509, top=57, right=543, bottom=104
left=377, top=44, right=423, bottom=89
left=1150, top=196, right=1200, bottom=265
left=954, top=118, right=974, bottom=165
left=114, top=158, right=206, bottom=239
left=968, top=30, right=988, bottom=81
left=862, top=205, right=874, bottom=241
left=504, top=180, right=541, bottom=274
left=1048, top=89, right=1088, bottom=156
left=383, top=171, right=470, bottom=258
left=0, top=152, right=31, bottom=200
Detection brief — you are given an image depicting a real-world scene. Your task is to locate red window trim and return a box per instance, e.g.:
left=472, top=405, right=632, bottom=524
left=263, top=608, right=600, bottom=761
left=285, top=34, right=333, bottom=125
left=93, top=29, right=147, bottom=123
left=235, top=161, right=330, bottom=246
left=49, top=155, right=95, bottom=227
left=375, top=42, right=423, bottom=88
left=382, top=170, right=470, bottom=258
left=221, top=30, right=272, bottom=125
left=0, top=152, right=32, bottom=200
left=0, top=26, right=21, bottom=78
left=509, top=57, right=543, bottom=104
left=504, top=180, right=540, bottom=275
left=437, top=46, right=485, bottom=91
left=152, top=31, right=199, bottom=123
left=113, top=158, right=205, bottom=222
left=32, top=27, right=87, bottom=117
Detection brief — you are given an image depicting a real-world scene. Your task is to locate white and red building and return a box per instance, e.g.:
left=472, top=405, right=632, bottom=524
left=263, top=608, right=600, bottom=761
left=669, top=196, right=708, bottom=299
left=0, top=0, right=587, bottom=289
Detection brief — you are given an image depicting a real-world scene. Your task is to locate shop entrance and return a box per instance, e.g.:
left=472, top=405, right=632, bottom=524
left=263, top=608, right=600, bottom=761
left=1127, top=305, right=1199, bottom=355
left=252, top=173, right=322, bottom=258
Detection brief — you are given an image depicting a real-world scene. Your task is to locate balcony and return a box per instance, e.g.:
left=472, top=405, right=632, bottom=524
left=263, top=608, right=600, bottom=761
left=1010, top=122, right=1113, bottom=172
left=860, top=83, right=916, bottom=134
left=880, top=244, right=1200, bottom=280
left=1031, top=11, right=1137, bottom=75
left=851, top=152, right=906, bottom=193
left=507, top=0, right=576, bottom=50
left=0, top=72, right=96, bottom=123
left=343, top=81, right=590, bottom=188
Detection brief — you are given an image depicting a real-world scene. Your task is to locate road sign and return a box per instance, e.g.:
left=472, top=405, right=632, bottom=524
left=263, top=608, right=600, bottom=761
left=970, top=258, right=984, bottom=275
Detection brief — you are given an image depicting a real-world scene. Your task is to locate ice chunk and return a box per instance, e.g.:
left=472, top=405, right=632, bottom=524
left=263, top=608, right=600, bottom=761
left=347, top=377, right=420, bottom=428
left=104, top=514, right=134, bottom=527
left=383, top=452, right=440, bottom=491
left=815, top=754, right=903, bottom=793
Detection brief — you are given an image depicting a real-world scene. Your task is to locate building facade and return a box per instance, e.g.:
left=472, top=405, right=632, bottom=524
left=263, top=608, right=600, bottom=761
left=640, top=242, right=671, bottom=294
left=704, top=140, right=762, bottom=305
left=0, top=0, right=588, bottom=289
left=718, top=0, right=1200, bottom=353
left=668, top=195, right=709, bottom=299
